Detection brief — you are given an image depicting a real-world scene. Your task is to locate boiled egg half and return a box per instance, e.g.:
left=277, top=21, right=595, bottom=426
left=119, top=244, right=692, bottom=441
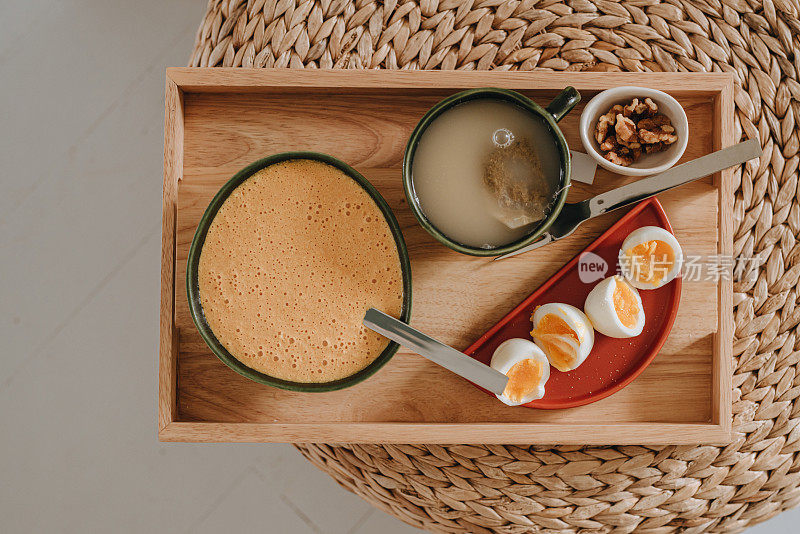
left=584, top=276, right=645, bottom=338
left=490, top=338, right=551, bottom=406
left=619, top=226, right=683, bottom=289
left=530, top=303, right=594, bottom=372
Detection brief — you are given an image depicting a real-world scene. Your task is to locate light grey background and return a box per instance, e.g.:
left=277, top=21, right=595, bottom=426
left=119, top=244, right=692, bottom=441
left=0, top=2, right=796, bottom=533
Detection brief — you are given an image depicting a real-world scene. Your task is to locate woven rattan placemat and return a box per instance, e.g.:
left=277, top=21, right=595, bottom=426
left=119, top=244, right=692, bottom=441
left=189, top=1, right=800, bottom=532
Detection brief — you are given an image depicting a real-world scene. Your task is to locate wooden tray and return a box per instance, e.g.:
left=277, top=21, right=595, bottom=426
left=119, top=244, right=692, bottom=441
left=160, top=69, right=734, bottom=444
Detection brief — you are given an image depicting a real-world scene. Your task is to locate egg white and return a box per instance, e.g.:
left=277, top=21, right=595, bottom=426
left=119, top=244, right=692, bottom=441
left=619, top=226, right=683, bottom=289
left=584, top=276, right=645, bottom=338
left=530, top=303, right=595, bottom=372
left=490, top=338, right=550, bottom=406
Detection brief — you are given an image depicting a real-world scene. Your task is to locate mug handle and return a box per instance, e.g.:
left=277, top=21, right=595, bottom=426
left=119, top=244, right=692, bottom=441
left=546, top=86, right=581, bottom=122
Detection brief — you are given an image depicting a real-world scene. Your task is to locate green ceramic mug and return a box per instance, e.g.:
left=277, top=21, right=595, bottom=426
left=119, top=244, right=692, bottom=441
left=186, top=152, right=413, bottom=392
left=402, top=87, right=580, bottom=256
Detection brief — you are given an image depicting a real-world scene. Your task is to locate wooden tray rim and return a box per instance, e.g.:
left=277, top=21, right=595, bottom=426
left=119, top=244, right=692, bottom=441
left=160, top=68, right=734, bottom=444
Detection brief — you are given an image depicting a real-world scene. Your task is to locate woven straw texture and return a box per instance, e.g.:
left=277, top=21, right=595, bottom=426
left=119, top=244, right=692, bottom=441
left=189, top=1, right=800, bottom=532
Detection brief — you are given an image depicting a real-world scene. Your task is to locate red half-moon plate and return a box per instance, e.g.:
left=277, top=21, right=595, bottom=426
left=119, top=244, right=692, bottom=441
left=464, top=198, right=682, bottom=409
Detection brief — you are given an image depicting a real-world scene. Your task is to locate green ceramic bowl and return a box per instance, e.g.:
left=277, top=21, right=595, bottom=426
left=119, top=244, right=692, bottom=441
left=403, top=87, right=580, bottom=256
left=186, top=152, right=412, bottom=392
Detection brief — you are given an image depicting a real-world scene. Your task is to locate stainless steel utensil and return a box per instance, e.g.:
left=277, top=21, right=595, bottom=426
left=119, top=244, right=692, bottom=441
left=363, top=308, right=509, bottom=395
left=494, top=139, right=762, bottom=261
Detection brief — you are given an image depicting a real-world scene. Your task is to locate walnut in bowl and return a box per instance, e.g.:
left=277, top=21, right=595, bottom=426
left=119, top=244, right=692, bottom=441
left=579, top=87, right=689, bottom=177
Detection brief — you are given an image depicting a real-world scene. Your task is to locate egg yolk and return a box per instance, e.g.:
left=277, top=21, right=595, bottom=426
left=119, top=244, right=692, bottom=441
left=613, top=278, right=639, bottom=328
left=530, top=313, right=579, bottom=369
left=625, top=240, right=675, bottom=285
left=503, top=359, right=544, bottom=403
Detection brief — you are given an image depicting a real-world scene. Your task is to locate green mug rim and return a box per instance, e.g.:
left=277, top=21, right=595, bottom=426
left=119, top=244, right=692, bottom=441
left=186, top=152, right=413, bottom=392
left=402, top=87, right=574, bottom=257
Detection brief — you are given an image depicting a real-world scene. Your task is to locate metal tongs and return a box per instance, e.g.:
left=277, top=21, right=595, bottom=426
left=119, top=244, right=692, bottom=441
left=494, top=139, right=762, bottom=261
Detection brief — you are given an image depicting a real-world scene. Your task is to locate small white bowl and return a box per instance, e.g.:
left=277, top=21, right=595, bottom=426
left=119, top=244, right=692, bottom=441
left=579, top=86, right=689, bottom=176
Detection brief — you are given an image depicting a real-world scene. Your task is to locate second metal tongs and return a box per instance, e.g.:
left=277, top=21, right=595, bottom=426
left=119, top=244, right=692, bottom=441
left=494, top=139, right=762, bottom=261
